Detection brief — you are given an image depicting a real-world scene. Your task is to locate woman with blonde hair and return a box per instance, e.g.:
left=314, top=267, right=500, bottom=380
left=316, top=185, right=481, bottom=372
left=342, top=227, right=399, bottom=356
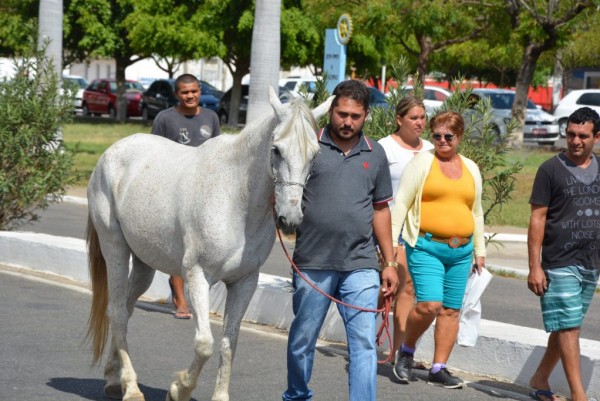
left=391, top=111, right=485, bottom=388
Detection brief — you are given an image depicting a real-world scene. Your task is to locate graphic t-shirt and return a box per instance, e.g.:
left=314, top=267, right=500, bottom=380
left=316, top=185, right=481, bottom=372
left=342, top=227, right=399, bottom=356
left=151, top=107, right=220, bottom=147
left=530, top=152, right=600, bottom=270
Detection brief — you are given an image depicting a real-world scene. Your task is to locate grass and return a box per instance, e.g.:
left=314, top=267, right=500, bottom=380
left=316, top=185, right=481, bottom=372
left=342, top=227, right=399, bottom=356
left=483, top=148, right=557, bottom=228
left=62, top=119, right=556, bottom=228
left=63, top=121, right=152, bottom=185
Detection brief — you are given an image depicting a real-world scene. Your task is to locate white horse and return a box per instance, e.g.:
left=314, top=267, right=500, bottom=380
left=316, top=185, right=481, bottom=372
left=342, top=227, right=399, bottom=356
left=86, top=88, right=333, bottom=401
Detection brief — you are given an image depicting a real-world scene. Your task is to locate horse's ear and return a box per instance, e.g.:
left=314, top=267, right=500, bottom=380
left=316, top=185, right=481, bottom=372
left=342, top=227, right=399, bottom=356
left=312, top=95, right=335, bottom=120
left=269, top=86, right=285, bottom=120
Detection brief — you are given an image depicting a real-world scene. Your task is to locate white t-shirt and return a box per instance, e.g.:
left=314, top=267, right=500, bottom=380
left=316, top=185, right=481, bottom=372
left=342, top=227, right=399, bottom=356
left=378, top=135, right=434, bottom=208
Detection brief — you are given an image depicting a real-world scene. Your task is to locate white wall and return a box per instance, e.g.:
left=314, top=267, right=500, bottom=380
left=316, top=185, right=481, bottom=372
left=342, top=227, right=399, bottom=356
left=63, top=57, right=233, bottom=91
left=62, top=56, right=317, bottom=91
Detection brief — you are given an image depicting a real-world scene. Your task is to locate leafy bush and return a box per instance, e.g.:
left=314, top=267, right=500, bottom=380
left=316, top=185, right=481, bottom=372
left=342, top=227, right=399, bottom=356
left=0, top=46, right=78, bottom=230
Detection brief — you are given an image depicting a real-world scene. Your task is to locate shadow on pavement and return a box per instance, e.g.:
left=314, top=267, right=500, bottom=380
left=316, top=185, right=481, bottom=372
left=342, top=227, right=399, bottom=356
left=47, top=377, right=200, bottom=401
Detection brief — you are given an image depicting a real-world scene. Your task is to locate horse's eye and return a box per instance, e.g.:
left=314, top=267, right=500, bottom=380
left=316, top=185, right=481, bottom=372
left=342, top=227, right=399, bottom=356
left=271, top=146, right=280, bottom=155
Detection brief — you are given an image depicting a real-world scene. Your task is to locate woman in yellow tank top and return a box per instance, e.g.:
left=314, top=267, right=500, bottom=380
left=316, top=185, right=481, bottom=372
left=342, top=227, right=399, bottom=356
left=390, top=111, right=486, bottom=389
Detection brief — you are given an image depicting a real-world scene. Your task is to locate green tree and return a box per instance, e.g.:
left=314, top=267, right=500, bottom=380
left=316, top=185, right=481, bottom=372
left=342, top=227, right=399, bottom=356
left=499, top=0, right=594, bottom=145
left=560, top=7, right=600, bottom=77
left=202, top=0, right=321, bottom=126
left=0, top=46, right=77, bottom=230
left=302, top=0, right=490, bottom=81
left=123, top=0, right=222, bottom=78
left=64, top=0, right=143, bottom=122
left=0, top=0, right=38, bottom=57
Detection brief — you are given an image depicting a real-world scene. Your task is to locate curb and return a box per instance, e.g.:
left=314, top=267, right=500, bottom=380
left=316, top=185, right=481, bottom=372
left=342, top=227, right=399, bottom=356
left=1, top=230, right=599, bottom=398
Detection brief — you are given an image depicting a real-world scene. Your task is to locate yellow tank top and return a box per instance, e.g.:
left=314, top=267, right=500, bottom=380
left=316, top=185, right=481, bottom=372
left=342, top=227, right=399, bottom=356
left=419, top=158, right=475, bottom=238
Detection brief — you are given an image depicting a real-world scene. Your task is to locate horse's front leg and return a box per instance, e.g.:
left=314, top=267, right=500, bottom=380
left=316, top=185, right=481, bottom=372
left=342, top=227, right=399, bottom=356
left=212, top=271, right=259, bottom=401
left=166, top=268, right=213, bottom=401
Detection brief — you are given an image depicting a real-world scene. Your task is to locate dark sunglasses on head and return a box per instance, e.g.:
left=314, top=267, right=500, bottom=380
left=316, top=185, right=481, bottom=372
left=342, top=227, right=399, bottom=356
left=432, top=133, right=456, bottom=142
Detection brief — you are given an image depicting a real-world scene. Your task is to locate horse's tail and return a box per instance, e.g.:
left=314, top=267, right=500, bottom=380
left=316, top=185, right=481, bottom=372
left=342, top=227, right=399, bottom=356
left=85, top=214, right=109, bottom=365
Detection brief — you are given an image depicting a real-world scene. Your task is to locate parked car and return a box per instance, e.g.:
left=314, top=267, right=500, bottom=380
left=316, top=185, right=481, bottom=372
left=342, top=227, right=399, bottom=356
left=367, top=86, right=389, bottom=109
left=279, top=76, right=317, bottom=99
left=553, top=89, right=600, bottom=137
left=140, top=79, right=221, bottom=120
left=199, top=80, right=224, bottom=99
left=218, top=84, right=286, bottom=125
left=402, top=85, right=452, bottom=115
left=62, top=75, right=88, bottom=110
left=466, top=88, right=560, bottom=146
left=82, top=78, right=144, bottom=118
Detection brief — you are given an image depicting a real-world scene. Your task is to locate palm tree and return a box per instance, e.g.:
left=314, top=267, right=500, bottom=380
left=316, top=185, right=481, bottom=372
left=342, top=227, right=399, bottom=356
left=38, top=0, right=63, bottom=79
left=247, top=0, right=281, bottom=123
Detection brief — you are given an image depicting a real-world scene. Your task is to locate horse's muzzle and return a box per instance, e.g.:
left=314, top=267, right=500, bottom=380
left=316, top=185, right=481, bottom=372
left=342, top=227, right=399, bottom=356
left=277, top=216, right=299, bottom=235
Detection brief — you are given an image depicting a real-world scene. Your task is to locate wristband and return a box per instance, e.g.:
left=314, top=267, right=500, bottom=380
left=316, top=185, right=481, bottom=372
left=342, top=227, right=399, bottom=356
left=381, top=261, right=398, bottom=271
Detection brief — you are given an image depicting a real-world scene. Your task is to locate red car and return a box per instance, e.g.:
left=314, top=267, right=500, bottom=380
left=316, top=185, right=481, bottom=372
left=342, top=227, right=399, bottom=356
left=82, top=78, right=144, bottom=118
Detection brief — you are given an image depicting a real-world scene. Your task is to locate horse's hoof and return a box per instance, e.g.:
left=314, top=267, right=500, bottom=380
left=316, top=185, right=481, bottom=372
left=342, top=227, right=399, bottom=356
left=104, top=384, right=123, bottom=399
left=124, top=396, right=145, bottom=401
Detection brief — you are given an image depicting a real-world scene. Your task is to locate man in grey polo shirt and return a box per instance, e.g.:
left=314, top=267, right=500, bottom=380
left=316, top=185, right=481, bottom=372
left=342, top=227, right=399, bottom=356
left=282, top=80, right=399, bottom=401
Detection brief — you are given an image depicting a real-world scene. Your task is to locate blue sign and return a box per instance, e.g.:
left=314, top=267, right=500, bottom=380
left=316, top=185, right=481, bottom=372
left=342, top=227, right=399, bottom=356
left=323, top=29, right=346, bottom=94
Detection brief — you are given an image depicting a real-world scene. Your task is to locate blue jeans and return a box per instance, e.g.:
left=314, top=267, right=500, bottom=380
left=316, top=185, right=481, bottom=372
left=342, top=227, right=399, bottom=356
left=282, top=268, right=380, bottom=401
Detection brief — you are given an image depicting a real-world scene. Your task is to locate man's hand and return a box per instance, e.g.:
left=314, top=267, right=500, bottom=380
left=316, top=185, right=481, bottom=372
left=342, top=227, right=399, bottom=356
left=380, top=265, right=399, bottom=298
left=528, top=264, right=547, bottom=296
left=527, top=205, right=548, bottom=297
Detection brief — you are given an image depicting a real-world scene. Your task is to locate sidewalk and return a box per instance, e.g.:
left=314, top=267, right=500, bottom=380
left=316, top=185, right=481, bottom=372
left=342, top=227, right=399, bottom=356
left=63, top=187, right=532, bottom=277
left=2, top=189, right=597, bottom=398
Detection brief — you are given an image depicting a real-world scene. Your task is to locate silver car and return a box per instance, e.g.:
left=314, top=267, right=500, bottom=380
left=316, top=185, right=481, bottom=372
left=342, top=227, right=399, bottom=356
left=468, top=88, right=560, bottom=146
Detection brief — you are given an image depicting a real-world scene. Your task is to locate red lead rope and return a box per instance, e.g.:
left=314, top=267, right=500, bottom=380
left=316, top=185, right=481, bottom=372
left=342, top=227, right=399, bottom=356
left=276, top=230, right=394, bottom=364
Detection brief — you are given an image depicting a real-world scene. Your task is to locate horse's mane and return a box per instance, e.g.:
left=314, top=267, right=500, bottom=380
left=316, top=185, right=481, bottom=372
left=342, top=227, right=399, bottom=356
left=273, top=98, right=320, bottom=163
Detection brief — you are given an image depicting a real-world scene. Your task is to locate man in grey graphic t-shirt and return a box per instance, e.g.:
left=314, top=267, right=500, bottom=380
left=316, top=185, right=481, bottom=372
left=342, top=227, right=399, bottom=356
left=527, top=107, right=600, bottom=401
left=151, top=73, right=220, bottom=319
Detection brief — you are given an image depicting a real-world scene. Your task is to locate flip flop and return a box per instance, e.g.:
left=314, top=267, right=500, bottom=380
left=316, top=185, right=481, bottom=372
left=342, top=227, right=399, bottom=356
left=174, top=309, right=192, bottom=319
left=529, top=388, right=557, bottom=401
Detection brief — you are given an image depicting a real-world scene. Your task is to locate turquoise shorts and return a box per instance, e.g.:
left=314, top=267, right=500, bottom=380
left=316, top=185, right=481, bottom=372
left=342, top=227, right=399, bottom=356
left=541, top=265, right=600, bottom=332
left=405, top=233, right=474, bottom=310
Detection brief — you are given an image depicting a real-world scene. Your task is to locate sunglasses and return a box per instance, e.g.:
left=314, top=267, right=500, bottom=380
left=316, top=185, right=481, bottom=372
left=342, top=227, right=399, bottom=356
left=432, top=132, right=456, bottom=142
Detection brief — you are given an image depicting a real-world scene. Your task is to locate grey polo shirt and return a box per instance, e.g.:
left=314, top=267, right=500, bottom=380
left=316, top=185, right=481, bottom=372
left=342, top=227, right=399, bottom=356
left=292, top=125, right=393, bottom=271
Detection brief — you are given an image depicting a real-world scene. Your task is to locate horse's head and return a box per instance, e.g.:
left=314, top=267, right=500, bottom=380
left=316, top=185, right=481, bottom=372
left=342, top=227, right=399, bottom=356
left=269, top=87, right=333, bottom=234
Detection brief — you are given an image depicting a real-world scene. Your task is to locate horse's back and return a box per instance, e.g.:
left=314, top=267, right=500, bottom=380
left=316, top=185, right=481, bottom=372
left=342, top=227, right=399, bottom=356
left=89, top=133, right=203, bottom=203
left=87, top=134, right=194, bottom=264
left=87, top=132, right=274, bottom=279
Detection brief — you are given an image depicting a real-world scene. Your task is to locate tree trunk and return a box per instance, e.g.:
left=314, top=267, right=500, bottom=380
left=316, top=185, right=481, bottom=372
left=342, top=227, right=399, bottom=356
left=38, top=0, right=63, bottom=80
left=512, top=43, right=542, bottom=147
left=225, top=54, right=250, bottom=127
left=247, top=0, right=281, bottom=123
left=228, top=70, right=246, bottom=127
left=115, top=56, right=128, bottom=123
left=416, top=35, right=432, bottom=81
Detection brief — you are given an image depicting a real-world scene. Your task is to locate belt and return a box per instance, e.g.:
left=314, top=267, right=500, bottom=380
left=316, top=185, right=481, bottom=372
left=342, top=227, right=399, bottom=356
left=419, top=231, right=471, bottom=248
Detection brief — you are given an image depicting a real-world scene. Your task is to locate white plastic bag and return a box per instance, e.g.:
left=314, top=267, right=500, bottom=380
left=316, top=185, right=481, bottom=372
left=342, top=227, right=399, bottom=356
left=457, top=267, right=493, bottom=347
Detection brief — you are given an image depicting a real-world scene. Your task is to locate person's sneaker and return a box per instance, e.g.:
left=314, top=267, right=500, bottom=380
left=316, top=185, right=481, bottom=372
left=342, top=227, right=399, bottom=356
left=427, top=367, right=464, bottom=389
left=392, top=351, right=413, bottom=384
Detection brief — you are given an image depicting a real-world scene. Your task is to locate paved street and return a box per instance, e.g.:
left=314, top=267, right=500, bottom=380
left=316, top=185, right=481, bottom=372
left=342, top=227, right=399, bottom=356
left=0, top=268, right=535, bottom=401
